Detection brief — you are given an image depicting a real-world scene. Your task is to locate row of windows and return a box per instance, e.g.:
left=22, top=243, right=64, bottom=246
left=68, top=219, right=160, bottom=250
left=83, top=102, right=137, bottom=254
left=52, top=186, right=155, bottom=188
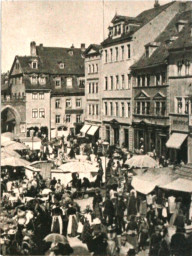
left=32, top=92, right=44, bottom=100
left=105, top=74, right=131, bottom=90
left=30, top=76, right=46, bottom=85
left=32, top=108, right=45, bottom=118
left=104, top=101, right=131, bottom=118
left=55, top=114, right=81, bottom=124
left=88, top=104, right=99, bottom=116
left=135, top=101, right=166, bottom=116
left=88, top=64, right=98, bottom=74
left=12, top=92, right=25, bottom=98
left=88, top=82, right=99, bottom=94
left=177, top=61, right=191, bottom=76
left=175, top=97, right=192, bottom=114
left=136, top=73, right=167, bottom=87
left=11, top=76, right=22, bottom=85
left=104, top=44, right=131, bottom=63
left=55, top=98, right=81, bottom=108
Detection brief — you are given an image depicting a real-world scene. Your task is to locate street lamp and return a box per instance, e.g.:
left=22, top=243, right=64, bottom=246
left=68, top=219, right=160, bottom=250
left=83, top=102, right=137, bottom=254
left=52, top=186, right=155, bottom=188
left=30, top=129, right=35, bottom=152
left=102, top=141, right=109, bottom=183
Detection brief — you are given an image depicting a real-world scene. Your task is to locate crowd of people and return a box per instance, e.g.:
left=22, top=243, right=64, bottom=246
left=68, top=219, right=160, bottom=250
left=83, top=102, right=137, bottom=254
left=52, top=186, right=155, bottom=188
left=1, top=136, right=192, bottom=256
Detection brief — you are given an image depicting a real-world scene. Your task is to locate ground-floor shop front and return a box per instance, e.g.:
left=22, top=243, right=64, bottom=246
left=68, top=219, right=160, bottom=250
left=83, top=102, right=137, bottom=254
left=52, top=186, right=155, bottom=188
left=166, top=132, right=192, bottom=164
left=133, top=122, right=169, bottom=158
left=101, top=119, right=133, bottom=151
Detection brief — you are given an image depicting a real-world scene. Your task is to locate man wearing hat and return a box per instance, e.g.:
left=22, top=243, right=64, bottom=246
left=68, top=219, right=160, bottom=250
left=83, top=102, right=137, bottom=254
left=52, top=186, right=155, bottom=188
left=103, top=195, right=114, bottom=226
left=149, top=225, right=162, bottom=256
left=115, top=194, right=126, bottom=233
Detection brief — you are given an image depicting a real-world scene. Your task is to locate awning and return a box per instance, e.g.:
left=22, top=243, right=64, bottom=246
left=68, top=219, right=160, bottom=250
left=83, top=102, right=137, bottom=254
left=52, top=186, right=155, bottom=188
left=131, top=167, right=176, bottom=195
left=87, top=125, right=99, bottom=136
left=160, top=178, right=192, bottom=193
left=166, top=133, right=188, bottom=149
left=80, top=124, right=91, bottom=134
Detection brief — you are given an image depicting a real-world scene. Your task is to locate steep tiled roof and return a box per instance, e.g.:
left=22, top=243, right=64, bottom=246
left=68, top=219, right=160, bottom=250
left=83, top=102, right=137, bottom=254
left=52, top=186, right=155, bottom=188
left=102, top=1, right=175, bottom=46
left=84, top=44, right=102, bottom=56
left=131, top=10, right=192, bottom=70
left=17, top=46, right=85, bottom=76
left=136, top=1, right=175, bottom=26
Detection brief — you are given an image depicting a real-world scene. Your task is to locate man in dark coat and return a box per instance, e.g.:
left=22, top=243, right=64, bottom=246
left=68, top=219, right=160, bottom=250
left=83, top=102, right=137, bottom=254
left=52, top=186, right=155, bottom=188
left=170, top=227, right=188, bottom=256
left=149, top=226, right=162, bottom=256
left=103, top=195, right=114, bottom=226
left=93, top=189, right=102, bottom=219
left=127, top=190, right=137, bottom=218
left=115, top=195, right=126, bottom=233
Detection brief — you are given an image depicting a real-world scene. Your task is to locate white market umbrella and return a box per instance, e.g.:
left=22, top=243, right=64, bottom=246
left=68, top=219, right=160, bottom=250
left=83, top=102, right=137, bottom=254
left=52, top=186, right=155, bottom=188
left=59, top=161, right=99, bottom=173
left=3, top=141, right=28, bottom=151
left=42, top=188, right=52, bottom=195
left=125, top=154, right=158, bottom=168
left=1, top=157, right=30, bottom=167
left=1, top=148, right=21, bottom=158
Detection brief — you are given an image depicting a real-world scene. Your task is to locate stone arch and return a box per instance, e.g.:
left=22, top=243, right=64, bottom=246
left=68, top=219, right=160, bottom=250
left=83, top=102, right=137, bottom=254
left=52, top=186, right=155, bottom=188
left=1, top=105, right=21, bottom=134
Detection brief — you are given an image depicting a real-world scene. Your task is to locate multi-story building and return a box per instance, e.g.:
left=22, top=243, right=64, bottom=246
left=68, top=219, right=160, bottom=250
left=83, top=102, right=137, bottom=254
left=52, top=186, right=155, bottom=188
left=166, top=11, right=192, bottom=163
left=83, top=44, right=102, bottom=142
left=131, top=10, right=192, bottom=160
left=5, top=42, right=85, bottom=138
left=99, top=0, right=188, bottom=150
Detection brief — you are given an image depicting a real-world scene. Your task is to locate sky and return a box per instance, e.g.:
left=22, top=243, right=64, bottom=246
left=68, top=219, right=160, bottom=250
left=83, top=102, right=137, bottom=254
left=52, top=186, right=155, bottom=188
left=1, top=0, right=171, bottom=73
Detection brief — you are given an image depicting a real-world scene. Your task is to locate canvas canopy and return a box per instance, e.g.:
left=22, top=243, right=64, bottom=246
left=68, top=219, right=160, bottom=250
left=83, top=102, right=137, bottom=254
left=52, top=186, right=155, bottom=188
left=166, top=133, right=188, bottom=149
left=160, top=178, right=192, bottom=193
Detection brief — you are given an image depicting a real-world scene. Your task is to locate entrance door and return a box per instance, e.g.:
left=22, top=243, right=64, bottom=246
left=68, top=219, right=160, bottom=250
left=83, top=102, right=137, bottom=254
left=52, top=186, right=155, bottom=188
left=114, top=128, right=119, bottom=146
left=124, top=129, right=129, bottom=148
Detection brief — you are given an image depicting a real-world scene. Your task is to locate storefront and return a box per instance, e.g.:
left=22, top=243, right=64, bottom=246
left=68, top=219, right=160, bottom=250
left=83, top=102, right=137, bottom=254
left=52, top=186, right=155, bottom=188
left=133, top=121, right=169, bottom=157
left=168, top=115, right=192, bottom=164
left=103, top=119, right=132, bottom=150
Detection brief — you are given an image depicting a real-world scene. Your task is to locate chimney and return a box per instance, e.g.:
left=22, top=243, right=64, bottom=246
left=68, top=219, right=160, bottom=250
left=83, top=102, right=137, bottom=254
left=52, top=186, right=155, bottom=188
left=71, top=44, right=75, bottom=49
left=30, top=41, right=36, bottom=56
left=39, top=43, right=43, bottom=50
left=154, top=0, right=160, bottom=8
left=81, top=43, right=86, bottom=52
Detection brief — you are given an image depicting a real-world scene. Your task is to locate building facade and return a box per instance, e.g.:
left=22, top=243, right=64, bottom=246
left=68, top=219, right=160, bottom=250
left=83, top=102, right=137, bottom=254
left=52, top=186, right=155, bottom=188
left=6, top=42, right=85, bottom=139
left=166, top=13, right=192, bottom=163
left=99, top=0, right=187, bottom=151
left=83, top=44, right=102, bottom=142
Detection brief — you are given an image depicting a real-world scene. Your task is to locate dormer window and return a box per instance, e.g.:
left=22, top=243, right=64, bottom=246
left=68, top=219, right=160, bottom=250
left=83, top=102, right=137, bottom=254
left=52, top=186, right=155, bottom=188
left=68, top=50, right=73, bottom=56
left=39, top=76, right=46, bottom=85
left=176, top=20, right=187, bottom=33
left=55, top=77, right=61, bottom=87
left=66, top=77, right=72, bottom=87
left=32, top=60, right=38, bottom=69
left=31, top=75, right=38, bottom=85
left=59, top=63, right=64, bottom=69
left=125, top=25, right=130, bottom=33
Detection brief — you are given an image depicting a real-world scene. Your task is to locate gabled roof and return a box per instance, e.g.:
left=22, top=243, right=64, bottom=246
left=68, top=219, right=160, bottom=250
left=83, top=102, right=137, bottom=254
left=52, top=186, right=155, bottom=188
left=84, top=44, right=101, bottom=56
left=12, top=46, right=85, bottom=76
left=102, top=1, right=175, bottom=46
left=131, top=10, right=192, bottom=70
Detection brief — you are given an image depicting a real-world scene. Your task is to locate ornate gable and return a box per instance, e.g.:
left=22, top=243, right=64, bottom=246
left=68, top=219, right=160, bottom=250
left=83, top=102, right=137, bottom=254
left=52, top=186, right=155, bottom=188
left=135, top=90, right=150, bottom=100
left=153, top=92, right=166, bottom=100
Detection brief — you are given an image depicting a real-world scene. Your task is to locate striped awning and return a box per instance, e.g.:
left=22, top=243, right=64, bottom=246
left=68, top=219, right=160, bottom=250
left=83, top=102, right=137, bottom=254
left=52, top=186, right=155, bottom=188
left=166, top=133, right=188, bottom=149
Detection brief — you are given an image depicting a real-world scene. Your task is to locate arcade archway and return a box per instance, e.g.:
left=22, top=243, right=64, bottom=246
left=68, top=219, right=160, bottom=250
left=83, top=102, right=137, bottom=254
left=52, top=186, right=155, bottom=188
left=1, top=105, right=21, bottom=134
